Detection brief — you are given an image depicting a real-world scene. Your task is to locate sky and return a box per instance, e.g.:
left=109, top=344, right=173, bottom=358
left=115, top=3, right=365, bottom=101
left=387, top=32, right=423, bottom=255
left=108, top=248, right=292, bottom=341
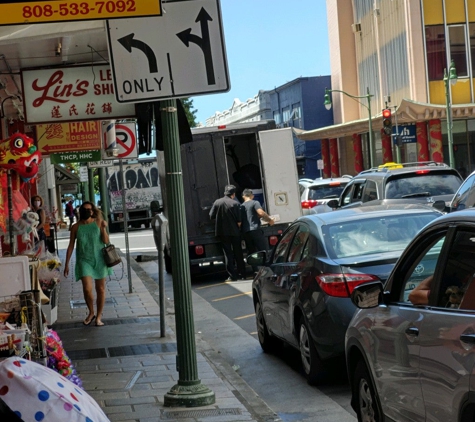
left=191, top=0, right=331, bottom=125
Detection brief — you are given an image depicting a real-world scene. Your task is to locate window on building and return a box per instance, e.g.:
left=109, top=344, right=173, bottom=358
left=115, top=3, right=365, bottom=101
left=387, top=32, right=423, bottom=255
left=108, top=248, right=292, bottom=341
left=273, top=111, right=281, bottom=124
left=282, top=107, right=291, bottom=126
left=292, top=103, right=302, bottom=128
left=449, top=24, right=468, bottom=77
left=426, top=25, right=446, bottom=81
left=470, top=23, right=475, bottom=76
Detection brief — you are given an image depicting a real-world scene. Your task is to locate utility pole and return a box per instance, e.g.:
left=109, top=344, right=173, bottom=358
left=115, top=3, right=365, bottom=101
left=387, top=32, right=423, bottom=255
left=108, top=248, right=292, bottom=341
left=161, top=99, right=215, bottom=407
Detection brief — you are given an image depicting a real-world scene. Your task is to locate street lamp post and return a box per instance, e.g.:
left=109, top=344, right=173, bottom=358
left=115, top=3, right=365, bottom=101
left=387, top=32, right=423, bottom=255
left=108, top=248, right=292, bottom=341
left=324, top=87, right=375, bottom=168
left=444, top=59, right=458, bottom=169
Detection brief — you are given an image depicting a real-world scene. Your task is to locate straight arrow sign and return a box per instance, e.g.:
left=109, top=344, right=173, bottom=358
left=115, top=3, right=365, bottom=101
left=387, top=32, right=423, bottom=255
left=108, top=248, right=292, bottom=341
left=106, top=0, right=230, bottom=103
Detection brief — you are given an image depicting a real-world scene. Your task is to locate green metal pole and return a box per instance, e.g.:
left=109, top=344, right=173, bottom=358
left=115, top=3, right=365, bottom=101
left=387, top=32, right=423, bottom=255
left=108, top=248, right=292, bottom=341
left=98, top=167, right=110, bottom=224
left=367, top=87, right=375, bottom=168
left=88, top=167, right=95, bottom=205
left=82, top=182, right=90, bottom=202
left=445, top=69, right=455, bottom=168
left=161, top=99, right=215, bottom=407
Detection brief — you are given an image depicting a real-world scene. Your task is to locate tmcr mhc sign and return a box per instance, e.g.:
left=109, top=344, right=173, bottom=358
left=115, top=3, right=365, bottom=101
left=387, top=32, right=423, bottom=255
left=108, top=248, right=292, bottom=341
left=106, top=0, right=229, bottom=103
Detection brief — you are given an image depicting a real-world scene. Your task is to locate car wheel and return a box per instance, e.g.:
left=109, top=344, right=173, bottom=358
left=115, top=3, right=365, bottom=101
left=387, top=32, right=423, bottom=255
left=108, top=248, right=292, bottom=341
left=353, top=360, right=381, bottom=422
left=255, top=301, right=276, bottom=353
left=299, top=317, right=324, bottom=385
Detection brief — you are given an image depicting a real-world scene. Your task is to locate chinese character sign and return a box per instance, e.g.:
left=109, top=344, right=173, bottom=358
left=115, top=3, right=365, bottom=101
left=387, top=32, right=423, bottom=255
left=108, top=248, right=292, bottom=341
left=21, top=65, right=135, bottom=124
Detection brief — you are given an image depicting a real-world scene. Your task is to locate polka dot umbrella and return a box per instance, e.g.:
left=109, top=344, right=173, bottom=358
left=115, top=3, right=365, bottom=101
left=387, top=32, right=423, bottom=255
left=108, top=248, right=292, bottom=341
left=0, top=357, right=109, bottom=422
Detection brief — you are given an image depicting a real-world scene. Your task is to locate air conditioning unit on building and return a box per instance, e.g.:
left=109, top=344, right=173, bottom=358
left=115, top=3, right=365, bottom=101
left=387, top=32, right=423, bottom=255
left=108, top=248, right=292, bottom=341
left=352, top=23, right=362, bottom=33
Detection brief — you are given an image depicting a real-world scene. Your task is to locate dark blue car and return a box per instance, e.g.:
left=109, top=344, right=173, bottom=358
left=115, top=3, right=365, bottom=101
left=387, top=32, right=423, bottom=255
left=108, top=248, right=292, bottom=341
left=249, top=204, right=441, bottom=385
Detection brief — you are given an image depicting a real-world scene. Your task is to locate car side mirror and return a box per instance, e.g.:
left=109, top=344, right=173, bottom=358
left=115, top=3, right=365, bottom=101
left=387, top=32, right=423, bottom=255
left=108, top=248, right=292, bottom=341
left=327, top=199, right=339, bottom=209
left=432, top=200, right=447, bottom=213
left=351, top=281, right=384, bottom=308
left=246, top=251, right=267, bottom=267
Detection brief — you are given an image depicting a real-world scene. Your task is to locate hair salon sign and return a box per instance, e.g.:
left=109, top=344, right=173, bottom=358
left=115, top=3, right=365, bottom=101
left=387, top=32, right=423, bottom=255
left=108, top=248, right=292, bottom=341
left=21, top=65, right=135, bottom=124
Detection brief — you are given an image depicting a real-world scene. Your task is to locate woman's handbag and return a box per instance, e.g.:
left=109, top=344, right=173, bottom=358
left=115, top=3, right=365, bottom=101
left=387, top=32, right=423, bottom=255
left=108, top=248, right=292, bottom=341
left=102, top=244, right=121, bottom=267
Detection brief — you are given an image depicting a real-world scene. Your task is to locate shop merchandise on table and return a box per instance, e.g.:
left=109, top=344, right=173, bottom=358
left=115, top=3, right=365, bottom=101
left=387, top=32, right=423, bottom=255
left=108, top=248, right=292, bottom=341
left=0, top=134, right=82, bottom=390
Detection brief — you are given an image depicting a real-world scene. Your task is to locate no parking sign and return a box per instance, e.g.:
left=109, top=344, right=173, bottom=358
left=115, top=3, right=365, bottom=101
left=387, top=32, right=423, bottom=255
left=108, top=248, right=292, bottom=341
left=101, top=122, right=138, bottom=160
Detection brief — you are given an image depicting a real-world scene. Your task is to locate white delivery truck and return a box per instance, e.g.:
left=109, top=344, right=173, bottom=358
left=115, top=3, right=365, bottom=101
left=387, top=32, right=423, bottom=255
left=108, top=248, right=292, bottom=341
left=158, top=120, right=302, bottom=274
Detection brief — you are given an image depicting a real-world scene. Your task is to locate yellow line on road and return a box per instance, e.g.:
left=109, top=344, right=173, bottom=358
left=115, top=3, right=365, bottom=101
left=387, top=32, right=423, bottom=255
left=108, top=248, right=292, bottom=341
left=212, top=291, right=252, bottom=302
left=234, top=313, right=255, bottom=321
left=195, top=282, right=228, bottom=290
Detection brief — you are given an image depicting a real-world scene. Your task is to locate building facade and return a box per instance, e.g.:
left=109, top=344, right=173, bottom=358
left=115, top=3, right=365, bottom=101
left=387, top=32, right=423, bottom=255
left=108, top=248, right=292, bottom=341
left=299, top=0, right=475, bottom=178
left=205, top=76, right=333, bottom=179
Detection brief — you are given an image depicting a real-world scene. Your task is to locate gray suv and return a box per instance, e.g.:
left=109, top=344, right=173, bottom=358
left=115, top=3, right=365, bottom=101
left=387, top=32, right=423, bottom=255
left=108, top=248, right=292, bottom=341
left=346, top=209, right=475, bottom=422
left=333, top=161, right=462, bottom=209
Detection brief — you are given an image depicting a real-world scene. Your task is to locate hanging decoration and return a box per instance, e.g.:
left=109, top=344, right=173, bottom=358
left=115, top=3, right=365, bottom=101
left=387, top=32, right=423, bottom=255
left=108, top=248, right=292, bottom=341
left=0, top=133, right=41, bottom=181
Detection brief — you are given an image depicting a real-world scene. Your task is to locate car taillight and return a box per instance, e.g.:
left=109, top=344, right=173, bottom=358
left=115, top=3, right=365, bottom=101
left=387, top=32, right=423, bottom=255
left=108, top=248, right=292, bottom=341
left=415, top=169, right=430, bottom=174
left=315, top=273, right=380, bottom=298
left=269, top=236, right=279, bottom=246
left=301, top=200, right=319, bottom=209
left=195, top=245, right=204, bottom=255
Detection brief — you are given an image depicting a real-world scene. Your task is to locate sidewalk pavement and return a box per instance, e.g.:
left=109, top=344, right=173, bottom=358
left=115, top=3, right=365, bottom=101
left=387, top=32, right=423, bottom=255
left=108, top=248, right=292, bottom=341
left=51, top=227, right=280, bottom=422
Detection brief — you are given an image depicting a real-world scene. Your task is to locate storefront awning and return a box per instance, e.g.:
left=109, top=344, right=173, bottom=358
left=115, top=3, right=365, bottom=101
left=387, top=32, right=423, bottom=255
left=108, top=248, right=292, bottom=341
left=296, top=98, right=475, bottom=141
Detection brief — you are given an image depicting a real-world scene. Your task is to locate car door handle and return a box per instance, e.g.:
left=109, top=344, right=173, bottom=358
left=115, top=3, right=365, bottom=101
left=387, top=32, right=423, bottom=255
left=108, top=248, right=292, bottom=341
left=460, top=334, right=475, bottom=344
left=405, top=327, right=419, bottom=336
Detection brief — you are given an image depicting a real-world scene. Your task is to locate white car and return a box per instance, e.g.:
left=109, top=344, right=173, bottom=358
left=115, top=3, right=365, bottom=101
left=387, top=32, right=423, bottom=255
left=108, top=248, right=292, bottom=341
left=300, top=176, right=351, bottom=215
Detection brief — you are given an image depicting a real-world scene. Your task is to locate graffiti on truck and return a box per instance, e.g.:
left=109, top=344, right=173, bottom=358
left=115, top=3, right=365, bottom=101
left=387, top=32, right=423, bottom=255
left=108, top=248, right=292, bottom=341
left=107, top=161, right=162, bottom=212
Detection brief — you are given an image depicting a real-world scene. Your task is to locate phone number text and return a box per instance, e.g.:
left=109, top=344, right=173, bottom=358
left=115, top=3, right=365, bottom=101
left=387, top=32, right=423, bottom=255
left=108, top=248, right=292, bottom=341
left=22, top=1, right=137, bottom=18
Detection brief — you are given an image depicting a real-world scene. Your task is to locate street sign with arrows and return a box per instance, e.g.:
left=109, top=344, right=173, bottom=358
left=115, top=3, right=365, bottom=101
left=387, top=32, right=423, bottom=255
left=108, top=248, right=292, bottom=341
left=106, top=0, right=230, bottom=103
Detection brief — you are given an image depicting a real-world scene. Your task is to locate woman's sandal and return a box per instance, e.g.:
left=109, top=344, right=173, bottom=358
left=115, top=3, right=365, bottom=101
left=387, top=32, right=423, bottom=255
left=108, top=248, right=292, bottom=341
left=83, top=315, right=96, bottom=326
left=95, top=320, right=105, bottom=327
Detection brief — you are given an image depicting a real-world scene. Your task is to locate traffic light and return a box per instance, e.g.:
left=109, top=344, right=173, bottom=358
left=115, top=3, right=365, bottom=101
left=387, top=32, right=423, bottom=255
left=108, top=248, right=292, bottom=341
left=382, top=108, right=392, bottom=135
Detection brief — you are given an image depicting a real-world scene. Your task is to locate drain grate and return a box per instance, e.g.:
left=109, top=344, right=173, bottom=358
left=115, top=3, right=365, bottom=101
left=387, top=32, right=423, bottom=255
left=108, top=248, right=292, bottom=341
left=70, top=297, right=117, bottom=309
left=161, top=408, right=242, bottom=419
left=67, top=342, right=176, bottom=361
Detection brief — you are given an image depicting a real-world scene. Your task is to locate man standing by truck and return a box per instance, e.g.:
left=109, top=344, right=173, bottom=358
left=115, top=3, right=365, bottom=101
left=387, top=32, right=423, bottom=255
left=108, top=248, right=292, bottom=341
left=241, top=189, right=274, bottom=256
left=209, top=185, right=246, bottom=281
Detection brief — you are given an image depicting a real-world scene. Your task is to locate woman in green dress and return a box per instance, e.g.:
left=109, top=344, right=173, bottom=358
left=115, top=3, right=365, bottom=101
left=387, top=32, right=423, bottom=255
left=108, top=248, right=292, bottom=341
left=63, top=201, right=112, bottom=326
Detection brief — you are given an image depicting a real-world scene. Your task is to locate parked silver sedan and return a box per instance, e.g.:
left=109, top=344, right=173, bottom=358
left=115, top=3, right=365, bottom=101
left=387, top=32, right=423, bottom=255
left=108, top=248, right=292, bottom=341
left=346, top=209, right=475, bottom=422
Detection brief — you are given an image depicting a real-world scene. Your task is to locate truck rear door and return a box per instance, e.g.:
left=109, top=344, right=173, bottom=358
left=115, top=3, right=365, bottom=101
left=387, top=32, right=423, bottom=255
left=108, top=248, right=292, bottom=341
left=258, top=128, right=302, bottom=224
left=181, top=137, right=228, bottom=238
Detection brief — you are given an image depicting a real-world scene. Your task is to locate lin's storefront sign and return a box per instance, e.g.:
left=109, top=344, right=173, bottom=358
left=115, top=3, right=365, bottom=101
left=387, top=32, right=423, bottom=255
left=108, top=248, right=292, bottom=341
left=21, top=64, right=135, bottom=124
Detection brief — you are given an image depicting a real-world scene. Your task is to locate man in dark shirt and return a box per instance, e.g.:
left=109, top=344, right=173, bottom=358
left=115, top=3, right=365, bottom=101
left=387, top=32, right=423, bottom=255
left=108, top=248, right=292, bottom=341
left=209, top=185, right=246, bottom=281
left=241, top=189, right=274, bottom=256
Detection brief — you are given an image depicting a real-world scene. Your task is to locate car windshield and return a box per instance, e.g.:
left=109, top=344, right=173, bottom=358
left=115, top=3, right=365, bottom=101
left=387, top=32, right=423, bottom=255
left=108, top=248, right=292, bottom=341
left=323, top=212, right=439, bottom=259
left=385, top=173, right=461, bottom=199
left=308, top=183, right=347, bottom=200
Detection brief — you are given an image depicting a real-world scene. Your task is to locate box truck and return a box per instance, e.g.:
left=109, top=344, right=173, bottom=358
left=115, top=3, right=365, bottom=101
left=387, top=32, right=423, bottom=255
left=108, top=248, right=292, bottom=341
left=158, top=120, right=302, bottom=274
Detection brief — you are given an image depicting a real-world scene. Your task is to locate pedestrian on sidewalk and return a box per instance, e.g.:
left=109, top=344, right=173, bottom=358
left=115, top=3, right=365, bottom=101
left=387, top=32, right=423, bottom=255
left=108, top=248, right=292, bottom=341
left=63, top=201, right=112, bottom=327
left=65, top=199, right=75, bottom=230
left=31, top=194, right=47, bottom=246
left=240, top=189, right=274, bottom=259
left=210, top=184, right=246, bottom=281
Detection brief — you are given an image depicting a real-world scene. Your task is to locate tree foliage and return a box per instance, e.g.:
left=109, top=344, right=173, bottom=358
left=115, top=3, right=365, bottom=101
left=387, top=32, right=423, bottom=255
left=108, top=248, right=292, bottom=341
left=181, top=98, right=198, bottom=128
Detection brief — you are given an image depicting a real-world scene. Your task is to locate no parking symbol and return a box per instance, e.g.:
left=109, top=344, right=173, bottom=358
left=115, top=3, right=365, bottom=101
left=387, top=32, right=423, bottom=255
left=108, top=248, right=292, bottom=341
left=102, top=122, right=138, bottom=159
